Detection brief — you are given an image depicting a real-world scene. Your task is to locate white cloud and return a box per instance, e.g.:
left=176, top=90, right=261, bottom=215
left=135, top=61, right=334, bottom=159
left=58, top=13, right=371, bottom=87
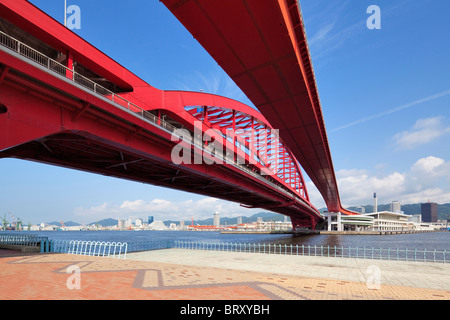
left=411, top=156, right=445, bottom=173
left=393, top=116, right=450, bottom=150
left=336, top=169, right=406, bottom=207
left=308, top=156, right=450, bottom=209
left=74, top=196, right=260, bottom=222
left=120, top=199, right=172, bottom=212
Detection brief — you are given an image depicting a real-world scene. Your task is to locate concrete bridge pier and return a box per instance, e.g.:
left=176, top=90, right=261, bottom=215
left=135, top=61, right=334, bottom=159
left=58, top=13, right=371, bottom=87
left=327, top=212, right=343, bottom=231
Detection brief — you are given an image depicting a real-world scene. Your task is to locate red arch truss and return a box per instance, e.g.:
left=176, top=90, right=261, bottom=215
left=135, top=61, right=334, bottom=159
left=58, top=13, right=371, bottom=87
left=157, top=91, right=312, bottom=206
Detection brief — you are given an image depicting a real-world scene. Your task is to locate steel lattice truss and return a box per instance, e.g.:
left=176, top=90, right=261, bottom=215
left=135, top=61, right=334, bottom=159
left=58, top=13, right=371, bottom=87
left=185, top=105, right=309, bottom=202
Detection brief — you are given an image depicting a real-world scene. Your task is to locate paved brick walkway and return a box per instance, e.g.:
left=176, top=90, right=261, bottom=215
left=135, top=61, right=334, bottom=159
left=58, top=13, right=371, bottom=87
left=1, top=249, right=449, bottom=301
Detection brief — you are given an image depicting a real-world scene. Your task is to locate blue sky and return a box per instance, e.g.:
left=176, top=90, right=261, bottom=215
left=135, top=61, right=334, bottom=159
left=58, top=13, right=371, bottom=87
left=1, top=0, right=449, bottom=224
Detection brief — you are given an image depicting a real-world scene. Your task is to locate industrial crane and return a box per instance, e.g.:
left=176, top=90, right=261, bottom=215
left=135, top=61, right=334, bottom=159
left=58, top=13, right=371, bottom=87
left=8, top=212, right=23, bottom=231
left=2, top=214, right=8, bottom=231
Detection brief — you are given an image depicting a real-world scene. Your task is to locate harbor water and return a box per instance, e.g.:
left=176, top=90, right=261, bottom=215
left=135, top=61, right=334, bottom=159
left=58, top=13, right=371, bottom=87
left=3, top=230, right=449, bottom=252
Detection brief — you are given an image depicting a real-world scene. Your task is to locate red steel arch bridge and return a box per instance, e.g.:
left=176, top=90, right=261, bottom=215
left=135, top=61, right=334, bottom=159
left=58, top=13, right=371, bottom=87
left=0, top=0, right=354, bottom=230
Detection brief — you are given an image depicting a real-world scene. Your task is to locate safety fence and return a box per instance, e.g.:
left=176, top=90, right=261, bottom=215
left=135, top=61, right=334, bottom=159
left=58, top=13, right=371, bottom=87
left=1, top=234, right=448, bottom=263
left=0, top=233, right=48, bottom=247
left=49, top=240, right=127, bottom=259
left=173, top=241, right=449, bottom=263
left=48, top=239, right=171, bottom=258
left=46, top=239, right=172, bottom=258
left=126, top=240, right=172, bottom=253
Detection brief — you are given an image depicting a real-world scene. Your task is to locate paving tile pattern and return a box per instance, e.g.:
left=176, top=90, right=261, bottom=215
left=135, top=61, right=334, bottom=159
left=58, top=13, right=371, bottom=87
left=1, top=249, right=449, bottom=300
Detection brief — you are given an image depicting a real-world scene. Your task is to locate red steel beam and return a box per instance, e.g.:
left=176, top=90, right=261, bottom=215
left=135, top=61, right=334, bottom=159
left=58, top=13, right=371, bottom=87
left=161, top=0, right=356, bottom=215
left=0, top=0, right=325, bottom=227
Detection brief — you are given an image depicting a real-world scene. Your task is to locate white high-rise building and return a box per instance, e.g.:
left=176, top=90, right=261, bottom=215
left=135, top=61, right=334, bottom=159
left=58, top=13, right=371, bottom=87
left=390, top=201, right=401, bottom=213
left=213, top=211, right=220, bottom=227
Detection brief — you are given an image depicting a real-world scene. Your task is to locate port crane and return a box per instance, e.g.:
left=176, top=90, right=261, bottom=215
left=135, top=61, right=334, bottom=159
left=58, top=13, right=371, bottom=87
left=2, top=214, right=8, bottom=231
left=8, top=212, right=23, bottom=231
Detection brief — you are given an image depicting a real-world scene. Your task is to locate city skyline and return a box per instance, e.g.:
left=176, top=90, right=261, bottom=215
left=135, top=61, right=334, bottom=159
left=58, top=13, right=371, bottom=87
left=1, top=0, right=449, bottom=224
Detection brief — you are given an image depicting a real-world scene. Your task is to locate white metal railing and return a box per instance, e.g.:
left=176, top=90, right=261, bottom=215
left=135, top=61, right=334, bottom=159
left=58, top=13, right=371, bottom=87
left=174, top=240, right=449, bottom=263
left=0, top=30, right=316, bottom=214
left=0, top=233, right=47, bottom=247
left=126, top=240, right=172, bottom=253
left=50, top=240, right=127, bottom=259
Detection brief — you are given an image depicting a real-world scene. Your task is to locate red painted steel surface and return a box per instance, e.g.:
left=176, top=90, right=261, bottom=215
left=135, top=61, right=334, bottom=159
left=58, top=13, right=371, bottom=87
left=0, top=0, right=326, bottom=228
left=161, top=0, right=356, bottom=216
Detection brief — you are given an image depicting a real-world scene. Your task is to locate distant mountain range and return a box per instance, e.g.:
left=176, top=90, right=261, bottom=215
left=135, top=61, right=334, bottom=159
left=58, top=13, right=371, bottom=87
left=46, top=221, right=82, bottom=227
left=48, top=212, right=287, bottom=227
left=48, top=203, right=450, bottom=227
left=164, top=211, right=288, bottom=227
left=46, top=218, right=117, bottom=227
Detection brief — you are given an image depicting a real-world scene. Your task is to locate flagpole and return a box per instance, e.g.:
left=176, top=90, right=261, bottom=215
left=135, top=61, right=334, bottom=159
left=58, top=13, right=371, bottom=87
left=64, top=0, right=67, bottom=27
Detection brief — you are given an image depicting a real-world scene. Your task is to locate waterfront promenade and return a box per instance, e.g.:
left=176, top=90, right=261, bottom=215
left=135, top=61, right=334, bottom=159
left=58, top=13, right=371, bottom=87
left=0, top=248, right=449, bottom=300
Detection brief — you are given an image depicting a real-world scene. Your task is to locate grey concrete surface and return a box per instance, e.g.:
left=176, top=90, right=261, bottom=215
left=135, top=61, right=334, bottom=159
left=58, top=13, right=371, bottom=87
left=126, top=249, right=450, bottom=290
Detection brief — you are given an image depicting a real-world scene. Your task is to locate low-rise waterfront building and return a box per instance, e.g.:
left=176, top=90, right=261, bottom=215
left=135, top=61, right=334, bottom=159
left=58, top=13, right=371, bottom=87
left=365, top=211, right=410, bottom=231
left=326, top=212, right=374, bottom=231
left=326, top=210, right=443, bottom=232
